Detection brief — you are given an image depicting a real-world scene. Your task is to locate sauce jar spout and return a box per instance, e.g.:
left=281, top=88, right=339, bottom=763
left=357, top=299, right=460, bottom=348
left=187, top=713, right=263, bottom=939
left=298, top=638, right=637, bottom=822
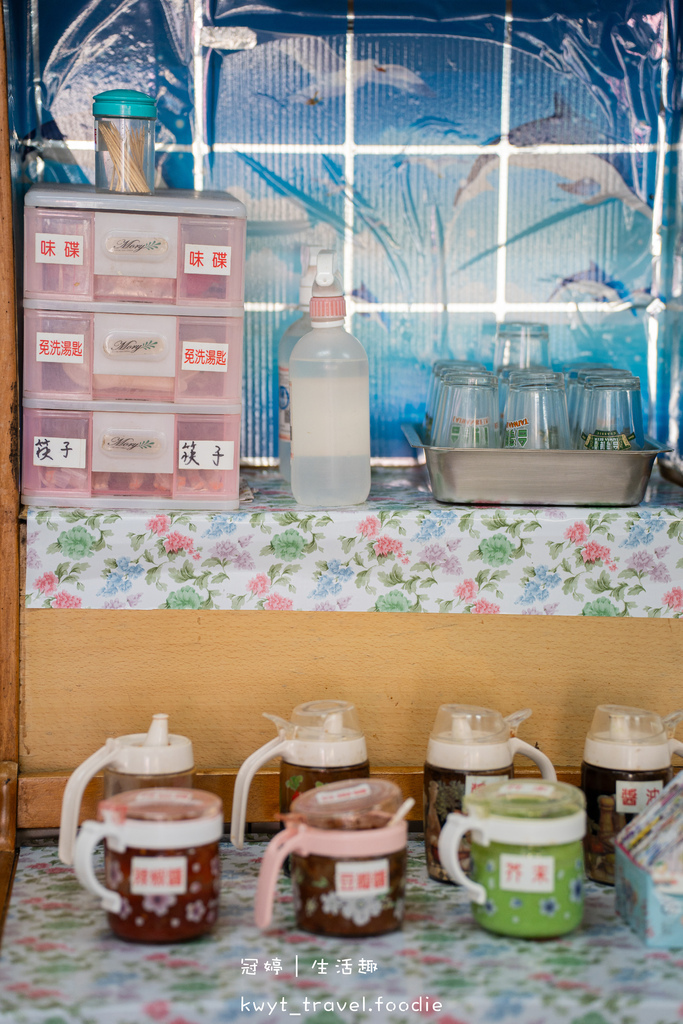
left=504, top=708, right=533, bottom=737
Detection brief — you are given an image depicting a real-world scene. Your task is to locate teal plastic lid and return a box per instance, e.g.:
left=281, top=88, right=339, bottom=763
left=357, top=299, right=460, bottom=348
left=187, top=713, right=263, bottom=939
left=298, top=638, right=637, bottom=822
left=93, top=90, right=156, bottom=119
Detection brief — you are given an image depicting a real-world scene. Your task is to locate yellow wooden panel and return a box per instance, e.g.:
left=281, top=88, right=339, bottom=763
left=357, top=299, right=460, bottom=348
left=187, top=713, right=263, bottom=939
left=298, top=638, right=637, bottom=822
left=20, top=610, right=683, bottom=774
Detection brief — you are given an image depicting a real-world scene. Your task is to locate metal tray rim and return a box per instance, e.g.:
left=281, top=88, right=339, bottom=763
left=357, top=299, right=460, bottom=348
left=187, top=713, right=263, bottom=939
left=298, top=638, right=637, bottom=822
left=401, top=423, right=671, bottom=457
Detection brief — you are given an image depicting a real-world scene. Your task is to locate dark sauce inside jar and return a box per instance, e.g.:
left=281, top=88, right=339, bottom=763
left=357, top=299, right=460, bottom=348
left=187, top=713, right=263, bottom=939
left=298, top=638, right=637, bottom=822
left=104, top=840, right=221, bottom=943
left=280, top=760, right=370, bottom=815
left=423, top=762, right=512, bottom=881
left=581, top=761, right=672, bottom=885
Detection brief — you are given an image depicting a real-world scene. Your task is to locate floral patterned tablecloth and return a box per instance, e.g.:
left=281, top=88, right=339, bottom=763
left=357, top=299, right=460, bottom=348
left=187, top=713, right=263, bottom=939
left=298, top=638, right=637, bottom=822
left=24, top=467, right=683, bottom=617
left=1, top=838, right=682, bottom=1024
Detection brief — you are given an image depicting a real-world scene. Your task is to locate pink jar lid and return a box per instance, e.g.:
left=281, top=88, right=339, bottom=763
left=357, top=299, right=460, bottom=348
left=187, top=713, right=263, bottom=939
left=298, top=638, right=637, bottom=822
left=290, top=778, right=402, bottom=830
left=98, top=787, right=221, bottom=825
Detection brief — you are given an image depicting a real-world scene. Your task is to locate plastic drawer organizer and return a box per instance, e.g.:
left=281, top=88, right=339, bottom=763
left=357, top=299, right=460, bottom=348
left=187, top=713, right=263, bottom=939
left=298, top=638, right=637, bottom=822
left=22, top=400, right=241, bottom=510
left=24, top=304, right=244, bottom=404
left=24, top=185, right=246, bottom=307
left=22, top=183, right=246, bottom=511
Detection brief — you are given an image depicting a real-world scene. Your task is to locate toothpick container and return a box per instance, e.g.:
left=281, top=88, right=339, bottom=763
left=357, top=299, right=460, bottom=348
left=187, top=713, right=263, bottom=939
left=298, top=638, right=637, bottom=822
left=94, top=90, right=156, bottom=195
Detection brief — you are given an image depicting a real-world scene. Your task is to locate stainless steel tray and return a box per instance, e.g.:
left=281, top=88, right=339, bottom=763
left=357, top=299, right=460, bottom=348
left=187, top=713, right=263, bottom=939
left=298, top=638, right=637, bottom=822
left=401, top=424, right=671, bottom=506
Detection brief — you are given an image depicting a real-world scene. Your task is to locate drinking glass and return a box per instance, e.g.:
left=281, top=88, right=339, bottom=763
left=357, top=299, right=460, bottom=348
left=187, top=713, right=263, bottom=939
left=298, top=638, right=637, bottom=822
left=498, top=364, right=552, bottom=430
left=577, top=377, right=644, bottom=450
left=503, top=371, right=570, bottom=449
left=494, top=322, right=550, bottom=375
left=572, top=369, right=633, bottom=446
left=424, top=360, right=486, bottom=441
left=431, top=372, right=499, bottom=448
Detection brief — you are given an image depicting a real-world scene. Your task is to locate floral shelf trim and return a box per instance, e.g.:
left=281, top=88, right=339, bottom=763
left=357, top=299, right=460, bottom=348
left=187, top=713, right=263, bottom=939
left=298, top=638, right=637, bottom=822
left=25, top=486, right=683, bottom=616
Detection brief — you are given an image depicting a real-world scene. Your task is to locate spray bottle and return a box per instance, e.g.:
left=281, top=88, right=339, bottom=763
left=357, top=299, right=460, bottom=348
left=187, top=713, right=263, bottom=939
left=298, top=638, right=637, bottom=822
left=289, top=251, right=371, bottom=507
left=277, top=246, right=323, bottom=482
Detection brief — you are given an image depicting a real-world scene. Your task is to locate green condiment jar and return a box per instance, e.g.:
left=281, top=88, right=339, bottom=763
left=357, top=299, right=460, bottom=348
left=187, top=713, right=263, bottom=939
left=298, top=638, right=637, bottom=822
left=438, top=779, right=586, bottom=939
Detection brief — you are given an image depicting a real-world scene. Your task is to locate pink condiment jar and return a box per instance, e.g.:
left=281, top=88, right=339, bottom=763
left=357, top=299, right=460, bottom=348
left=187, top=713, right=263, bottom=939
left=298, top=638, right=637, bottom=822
left=255, top=778, right=407, bottom=937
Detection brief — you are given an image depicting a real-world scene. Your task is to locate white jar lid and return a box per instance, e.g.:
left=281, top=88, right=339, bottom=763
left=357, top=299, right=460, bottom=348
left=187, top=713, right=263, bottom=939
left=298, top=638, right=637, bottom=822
left=110, top=714, right=194, bottom=775
left=426, top=704, right=527, bottom=771
left=269, top=700, right=368, bottom=769
left=583, top=705, right=682, bottom=771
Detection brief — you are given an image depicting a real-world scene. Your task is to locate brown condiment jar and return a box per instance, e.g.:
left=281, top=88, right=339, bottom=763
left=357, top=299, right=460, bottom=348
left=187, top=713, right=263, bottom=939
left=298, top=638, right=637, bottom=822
left=424, top=705, right=556, bottom=882
left=231, top=700, right=369, bottom=849
left=581, top=705, right=683, bottom=884
left=73, top=788, right=223, bottom=943
left=255, top=778, right=407, bottom=937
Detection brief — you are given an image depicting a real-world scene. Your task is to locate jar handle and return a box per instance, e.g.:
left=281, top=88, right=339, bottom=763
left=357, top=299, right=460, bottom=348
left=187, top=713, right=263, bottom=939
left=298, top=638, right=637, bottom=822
left=437, top=813, right=488, bottom=905
left=72, top=820, right=123, bottom=914
left=230, top=737, right=288, bottom=850
left=59, top=740, right=120, bottom=866
left=669, top=738, right=683, bottom=761
left=509, top=737, right=557, bottom=780
left=254, top=826, right=309, bottom=929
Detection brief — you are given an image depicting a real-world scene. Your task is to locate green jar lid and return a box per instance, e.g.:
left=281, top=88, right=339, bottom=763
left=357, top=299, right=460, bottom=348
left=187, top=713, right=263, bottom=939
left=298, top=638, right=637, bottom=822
left=93, top=90, right=157, bottom=119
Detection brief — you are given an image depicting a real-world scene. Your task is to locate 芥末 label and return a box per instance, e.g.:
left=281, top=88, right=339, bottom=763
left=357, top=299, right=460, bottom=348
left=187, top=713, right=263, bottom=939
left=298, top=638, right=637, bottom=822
left=334, top=858, right=390, bottom=899
left=183, top=244, right=232, bottom=276
left=499, top=853, right=555, bottom=893
left=315, top=783, right=372, bottom=806
left=35, top=233, right=84, bottom=265
left=36, top=333, right=84, bottom=364
left=33, top=436, right=86, bottom=469
left=130, top=856, right=188, bottom=895
left=181, top=341, right=228, bottom=372
left=615, top=779, right=663, bottom=813
left=178, top=440, right=234, bottom=471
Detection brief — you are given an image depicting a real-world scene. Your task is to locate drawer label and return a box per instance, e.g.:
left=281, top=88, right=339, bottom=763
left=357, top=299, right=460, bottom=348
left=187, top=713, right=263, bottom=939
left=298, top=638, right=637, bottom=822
left=105, top=234, right=169, bottom=257
left=184, top=244, right=232, bottom=276
left=36, top=332, right=85, bottom=364
left=33, top=436, right=86, bottom=469
left=102, top=432, right=163, bottom=455
left=130, top=855, right=188, bottom=895
left=35, top=233, right=84, bottom=265
left=334, top=858, right=389, bottom=899
left=181, top=341, right=228, bottom=372
left=178, top=440, right=234, bottom=471
left=103, top=333, right=167, bottom=360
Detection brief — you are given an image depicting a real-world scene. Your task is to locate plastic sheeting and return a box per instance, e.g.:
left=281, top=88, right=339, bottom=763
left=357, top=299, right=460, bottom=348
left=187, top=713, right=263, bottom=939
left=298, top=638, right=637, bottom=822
left=3, top=0, right=683, bottom=464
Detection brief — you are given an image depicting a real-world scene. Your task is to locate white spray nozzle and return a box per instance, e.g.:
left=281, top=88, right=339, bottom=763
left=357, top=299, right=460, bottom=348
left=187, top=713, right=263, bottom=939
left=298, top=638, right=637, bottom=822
left=608, top=711, right=631, bottom=741
left=451, top=716, right=474, bottom=741
left=143, top=714, right=169, bottom=747
left=315, top=250, right=337, bottom=288
left=324, top=711, right=344, bottom=735
left=504, top=708, right=532, bottom=737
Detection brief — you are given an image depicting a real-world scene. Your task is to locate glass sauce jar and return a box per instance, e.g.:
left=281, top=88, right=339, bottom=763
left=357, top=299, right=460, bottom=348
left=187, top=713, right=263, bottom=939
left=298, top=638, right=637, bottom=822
left=73, top=788, right=223, bottom=943
left=424, top=705, right=556, bottom=882
left=581, top=705, right=683, bottom=884
left=255, top=778, right=406, bottom=937
left=231, top=700, right=369, bottom=848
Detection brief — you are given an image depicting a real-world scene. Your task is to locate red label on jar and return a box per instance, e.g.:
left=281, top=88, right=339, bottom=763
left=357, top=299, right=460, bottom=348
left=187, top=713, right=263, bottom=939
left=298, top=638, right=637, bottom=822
left=334, top=858, right=390, bottom=897
left=315, top=783, right=372, bottom=806
left=130, top=855, right=188, bottom=894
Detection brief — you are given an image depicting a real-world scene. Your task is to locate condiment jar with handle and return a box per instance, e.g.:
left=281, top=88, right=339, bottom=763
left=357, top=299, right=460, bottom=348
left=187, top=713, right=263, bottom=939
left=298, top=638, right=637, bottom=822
left=230, top=699, right=368, bottom=849
left=59, top=714, right=194, bottom=866
left=438, top=779, right=586, bottom=938
left=424, top=705, right=556, bottom=882
left=255, top=778, right=406, bottom=937
left=581, top=704, right=683, bottom=884
left=428, top=704, right=557, bottom=880
left=73, top=788, right=222, bottom=943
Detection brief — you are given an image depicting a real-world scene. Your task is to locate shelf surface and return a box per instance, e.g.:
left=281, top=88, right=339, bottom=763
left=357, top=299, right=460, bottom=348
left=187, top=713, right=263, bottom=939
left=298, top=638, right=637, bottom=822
left=24, top=466, right=683, bottom=616
left=0, top=837, right=680, bottom=1024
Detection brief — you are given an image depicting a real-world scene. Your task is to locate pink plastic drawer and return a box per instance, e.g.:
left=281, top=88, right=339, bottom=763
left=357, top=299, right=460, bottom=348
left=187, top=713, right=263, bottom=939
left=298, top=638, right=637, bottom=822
left=24, top=208, right=93, bottom=301
left=22, top=401, right=241, bottom=509
left=23, top=407, right=92, bottom=498
left=24, top=308, right=93, bottom=399
left=92, top=211, right=180, bottom=304
left=24, top=307, right=244, bottom=404
left=177, top=216, right=246, bottom=307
